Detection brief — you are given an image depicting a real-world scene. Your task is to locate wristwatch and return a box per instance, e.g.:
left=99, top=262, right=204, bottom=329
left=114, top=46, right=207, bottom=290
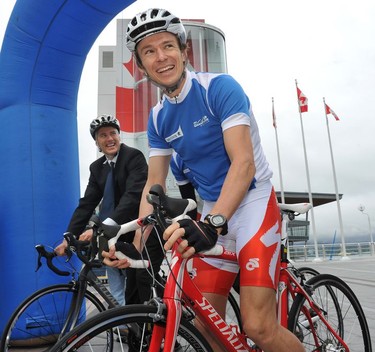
left=204, top=214, right=228, bottom=236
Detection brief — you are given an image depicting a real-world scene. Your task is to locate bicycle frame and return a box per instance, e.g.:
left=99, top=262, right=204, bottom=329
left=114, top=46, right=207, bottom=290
left=145, top=211, right=350, bottom=351
left=35, top=239, right=122, bottom=338
left=58, top=266, right=120, bottom=336
left=93, top=188, right=351, bottom=351
left=149, top=244, right=252, bottom=351
left=146, top=241, right=350, bottom=352
left=39, top=185, right=363, bottom=352
left=278, top=209, right=302, bottom=329
left=278, top=210, right=350, bottom=351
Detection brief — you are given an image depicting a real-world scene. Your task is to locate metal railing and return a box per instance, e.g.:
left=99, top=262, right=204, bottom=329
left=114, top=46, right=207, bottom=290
left=290, top=242, right=375, bottom=261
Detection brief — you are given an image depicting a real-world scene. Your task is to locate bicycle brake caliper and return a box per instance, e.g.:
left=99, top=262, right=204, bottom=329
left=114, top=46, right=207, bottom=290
left=150, top=297, right=166, bottom=322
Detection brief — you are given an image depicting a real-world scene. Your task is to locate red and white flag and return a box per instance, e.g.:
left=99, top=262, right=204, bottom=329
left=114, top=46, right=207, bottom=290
left=325, top=103, right=340, bottom=121
left=272, top=98, right=277, bottom=128
left=297, top=87, right=308, bottom=113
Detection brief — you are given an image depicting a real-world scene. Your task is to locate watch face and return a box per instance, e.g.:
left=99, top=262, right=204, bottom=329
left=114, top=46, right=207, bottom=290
left=210, top=214, right=226, bottom=227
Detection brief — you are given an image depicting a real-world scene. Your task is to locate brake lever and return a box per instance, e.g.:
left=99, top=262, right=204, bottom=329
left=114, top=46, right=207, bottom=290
left=35, top=244, right=70, bottom=276
left=36, top=246, right=43, bottom=272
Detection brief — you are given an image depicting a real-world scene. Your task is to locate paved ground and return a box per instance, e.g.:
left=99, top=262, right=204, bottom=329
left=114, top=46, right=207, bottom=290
left=6, top=256, right=375, bottom=351
left=295, top=255, right=375, bottom=349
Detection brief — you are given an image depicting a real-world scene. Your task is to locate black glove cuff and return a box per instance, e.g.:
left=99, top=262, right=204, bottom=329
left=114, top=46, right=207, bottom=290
left=115, top=242, right=142, bottom=260
left=84, top=225, right=93, bottom=232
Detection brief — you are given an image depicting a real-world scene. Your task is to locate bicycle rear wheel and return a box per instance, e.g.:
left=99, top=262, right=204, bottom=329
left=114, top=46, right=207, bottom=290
left=288, top=274, right=372, bottom=352
left=49, top=304, right=214, bottom=352
left=0, top=283, right=109, bottom=352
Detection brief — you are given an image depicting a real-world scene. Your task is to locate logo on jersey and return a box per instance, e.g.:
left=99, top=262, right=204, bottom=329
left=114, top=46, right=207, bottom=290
left=246, top=258, right=260, bottom=271
left=182, top=167, right=192, bottom=175
left=165, top=126, right=183, bottom=143
left=193, top=115, right=209, bottom=127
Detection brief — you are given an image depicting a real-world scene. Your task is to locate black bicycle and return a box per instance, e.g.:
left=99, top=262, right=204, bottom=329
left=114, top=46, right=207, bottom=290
left=1, top=226, right=242, bottom=351
left=0, top=233, right=121, bottom=352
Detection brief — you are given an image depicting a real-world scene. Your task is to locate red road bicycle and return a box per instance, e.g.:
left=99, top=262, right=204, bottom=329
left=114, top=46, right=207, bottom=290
left=49, top=184, right=372, bottom=351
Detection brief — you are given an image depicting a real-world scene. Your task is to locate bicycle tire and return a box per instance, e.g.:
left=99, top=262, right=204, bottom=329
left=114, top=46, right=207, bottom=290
left=297, top=266, right=319, bottom=281
left=49, top=303, right=214, bottom=352
left=288, top=273, right=372, bottom=352
left=0, top=283, right=110, bottom=352
left=290, top=266, right=320, bottom=306
left=289, top=266, right=320, bottom=303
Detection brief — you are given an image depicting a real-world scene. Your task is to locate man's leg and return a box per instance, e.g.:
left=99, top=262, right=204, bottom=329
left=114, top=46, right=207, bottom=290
left=240, top=286, right=305, bottom=352
left=124, top=267, right=139, bottom=304
left=125, top=228, right=165, bottom=305
left=137, top=227, right=165, bottom=303
left=194, top=292, right=229, bottom=352
left=106, top=266, right=126, bottom=306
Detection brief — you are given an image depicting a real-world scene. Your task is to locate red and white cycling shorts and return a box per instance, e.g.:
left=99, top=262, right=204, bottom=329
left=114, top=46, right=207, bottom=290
left=191, top=180, right=281, bottom=296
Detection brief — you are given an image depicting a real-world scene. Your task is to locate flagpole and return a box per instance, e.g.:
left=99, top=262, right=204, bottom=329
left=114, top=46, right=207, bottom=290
left=295, top=79, right=321, bottom=261
left=272, top=97, right=285, bottom=203
left=323, top=97, right=349, bottom=260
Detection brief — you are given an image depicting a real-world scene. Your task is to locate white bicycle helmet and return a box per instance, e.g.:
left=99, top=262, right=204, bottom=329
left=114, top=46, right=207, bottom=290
left=126, top=8, right=186, bottom=52
left=90, top=115, right=120, bottom=139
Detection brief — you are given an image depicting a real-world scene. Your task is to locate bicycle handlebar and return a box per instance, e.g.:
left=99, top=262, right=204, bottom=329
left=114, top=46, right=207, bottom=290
left=35, top=244, right=70, bottom=276
left=35, top=231, right=104, bottom=276
left=108, top=219, right=147, bottom=268
left=93, top=184, right=226, bottom=268
left=63, top=232, right=102, bottom=268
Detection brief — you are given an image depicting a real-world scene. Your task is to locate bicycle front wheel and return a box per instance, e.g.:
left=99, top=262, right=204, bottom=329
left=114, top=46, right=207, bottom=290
left=288, top=273, right=372, bottom=352
left=49, top=304, right=214, bottom=352
left=0, top=283, right=108, bottom=352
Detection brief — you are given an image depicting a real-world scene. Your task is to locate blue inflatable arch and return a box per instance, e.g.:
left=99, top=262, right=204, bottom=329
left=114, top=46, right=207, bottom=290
left=0, top=0, right=136, bottom=331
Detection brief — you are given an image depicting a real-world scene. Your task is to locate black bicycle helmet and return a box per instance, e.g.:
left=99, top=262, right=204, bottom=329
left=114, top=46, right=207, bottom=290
left=126, top=8, right=186, bottom=52
left=90, top=115, right=120, bottom=139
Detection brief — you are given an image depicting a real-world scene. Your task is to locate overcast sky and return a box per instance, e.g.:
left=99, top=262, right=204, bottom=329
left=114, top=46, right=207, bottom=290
left=1, top=0, right=375, bottom=244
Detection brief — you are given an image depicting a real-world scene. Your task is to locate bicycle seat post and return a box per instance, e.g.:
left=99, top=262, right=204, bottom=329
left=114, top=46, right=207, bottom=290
left=280, top=211, right=291, bottom=264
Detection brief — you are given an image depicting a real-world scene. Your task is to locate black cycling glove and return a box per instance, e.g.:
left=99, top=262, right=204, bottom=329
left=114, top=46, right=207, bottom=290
left=115, top=242, right=142, bottom=260
left=177, top=219, right=218, bottom=253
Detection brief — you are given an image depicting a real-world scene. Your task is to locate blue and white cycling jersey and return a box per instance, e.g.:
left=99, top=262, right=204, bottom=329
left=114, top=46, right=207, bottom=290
left=170, top=151, right=199, bottom=189
left=148, top=70, right=273, bottom=201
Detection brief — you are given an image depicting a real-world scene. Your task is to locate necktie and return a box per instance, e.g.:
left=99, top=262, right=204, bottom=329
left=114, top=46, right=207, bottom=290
left=99, top=162, right=115, bottom=220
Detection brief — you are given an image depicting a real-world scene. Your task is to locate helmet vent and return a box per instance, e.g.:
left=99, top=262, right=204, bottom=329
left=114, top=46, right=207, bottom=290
left=129, top=20, right=167, bottom=40
left=126, top=8, right=186, bottom=52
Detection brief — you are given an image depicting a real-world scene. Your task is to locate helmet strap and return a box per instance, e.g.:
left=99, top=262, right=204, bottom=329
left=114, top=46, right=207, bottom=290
left=164, top=68, right=186, bottom=95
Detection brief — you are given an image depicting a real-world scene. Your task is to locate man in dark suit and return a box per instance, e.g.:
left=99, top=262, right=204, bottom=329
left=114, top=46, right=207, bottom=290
left=55, top=114, right=151, bottom=305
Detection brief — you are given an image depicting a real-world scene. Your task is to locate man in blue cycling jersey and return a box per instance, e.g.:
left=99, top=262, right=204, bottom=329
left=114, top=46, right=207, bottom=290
left=102, top=8, right=305, bottom=352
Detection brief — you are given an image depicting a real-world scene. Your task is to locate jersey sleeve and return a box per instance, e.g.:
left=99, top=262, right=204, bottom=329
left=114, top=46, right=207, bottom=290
left=147, top=108, right=173, bottom=157
left=208, top=74, right=251, bottom=130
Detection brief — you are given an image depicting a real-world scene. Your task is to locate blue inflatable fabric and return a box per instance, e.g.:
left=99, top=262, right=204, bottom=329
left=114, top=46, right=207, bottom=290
left=0, top=0, right=136, bottom=332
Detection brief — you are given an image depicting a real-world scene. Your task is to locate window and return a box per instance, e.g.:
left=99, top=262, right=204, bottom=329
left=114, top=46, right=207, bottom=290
left=102, top=51, right=114, bottom=68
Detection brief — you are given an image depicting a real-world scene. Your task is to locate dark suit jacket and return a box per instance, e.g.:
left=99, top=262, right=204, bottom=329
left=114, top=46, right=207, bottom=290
left=67, top=143, right=148, bottom=238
